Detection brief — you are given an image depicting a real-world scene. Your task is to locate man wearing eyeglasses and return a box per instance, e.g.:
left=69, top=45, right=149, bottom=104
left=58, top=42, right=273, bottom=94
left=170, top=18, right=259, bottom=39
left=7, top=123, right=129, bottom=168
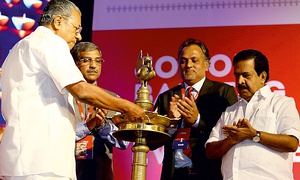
left=71, top=42, right=128, bottom=180
left=0, top=0, right=145, bottom=180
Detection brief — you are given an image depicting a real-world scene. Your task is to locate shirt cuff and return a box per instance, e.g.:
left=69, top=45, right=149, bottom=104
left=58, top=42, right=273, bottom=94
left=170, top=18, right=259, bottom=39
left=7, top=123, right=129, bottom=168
left=97, top=120, right=113, bottom=135
left=192, top=113, right=200, bottom=128
left=75, top=121, right=90, bottom=141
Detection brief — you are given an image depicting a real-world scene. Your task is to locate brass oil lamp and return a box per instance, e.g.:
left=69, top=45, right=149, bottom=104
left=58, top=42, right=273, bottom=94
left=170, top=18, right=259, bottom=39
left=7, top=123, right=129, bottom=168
left=112, top=51, right=171, bottom=180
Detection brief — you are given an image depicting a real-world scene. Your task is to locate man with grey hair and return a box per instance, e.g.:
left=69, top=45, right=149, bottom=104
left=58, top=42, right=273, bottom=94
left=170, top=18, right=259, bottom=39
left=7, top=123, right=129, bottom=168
left=153, top=38, right=237, bottom=180
left=72, top=42, right=128, bottom=180
left=0, top=0, right=145, bottom=179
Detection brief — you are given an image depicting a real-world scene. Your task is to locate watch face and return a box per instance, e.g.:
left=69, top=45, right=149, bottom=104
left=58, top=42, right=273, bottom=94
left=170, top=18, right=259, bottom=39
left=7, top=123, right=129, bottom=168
left=253, top=136, right=260, bottom=142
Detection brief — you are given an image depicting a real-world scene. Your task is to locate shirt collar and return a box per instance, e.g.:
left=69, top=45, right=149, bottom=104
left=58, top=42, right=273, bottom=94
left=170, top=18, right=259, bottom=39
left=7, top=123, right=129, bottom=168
left=37, top=26, right=55, bottom=33
left=238, top=84, right=271, bottom=102
left=92, top=81, right=97, bottom=86
left=184, top=77, right=206, bottom=92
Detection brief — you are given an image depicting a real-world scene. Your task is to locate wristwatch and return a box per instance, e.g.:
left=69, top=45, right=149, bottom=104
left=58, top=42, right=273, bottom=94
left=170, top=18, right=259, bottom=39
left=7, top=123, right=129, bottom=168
left=94, top=122, right=106, bottom=131
left=252, top=131, right=261, bottom=142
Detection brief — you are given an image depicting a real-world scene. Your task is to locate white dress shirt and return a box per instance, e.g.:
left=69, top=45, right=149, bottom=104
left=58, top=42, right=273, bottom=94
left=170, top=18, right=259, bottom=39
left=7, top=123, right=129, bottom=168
left=206, top=85, right=300, bottom=180
left=0, top=26, right=85, bottom=179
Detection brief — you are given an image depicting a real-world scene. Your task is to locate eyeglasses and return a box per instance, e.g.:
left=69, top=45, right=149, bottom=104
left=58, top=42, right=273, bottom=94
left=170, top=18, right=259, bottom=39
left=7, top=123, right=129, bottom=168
left=64, top=18, right=82, bottom=36
left=78, top=58, right=105, bottom=65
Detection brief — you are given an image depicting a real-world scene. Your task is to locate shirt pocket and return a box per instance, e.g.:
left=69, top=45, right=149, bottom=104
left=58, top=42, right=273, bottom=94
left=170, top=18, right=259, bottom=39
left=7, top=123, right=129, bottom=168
left=251, top=110, right=277, bottom=133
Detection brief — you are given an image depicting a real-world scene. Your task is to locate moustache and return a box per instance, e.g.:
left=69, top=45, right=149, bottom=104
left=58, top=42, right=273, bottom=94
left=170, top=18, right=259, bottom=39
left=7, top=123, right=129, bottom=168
left=238, top=84, right=248, bottom=90
left=183, top=69, right=195, bottom=74
left=87, top=69, right=98, bottom=73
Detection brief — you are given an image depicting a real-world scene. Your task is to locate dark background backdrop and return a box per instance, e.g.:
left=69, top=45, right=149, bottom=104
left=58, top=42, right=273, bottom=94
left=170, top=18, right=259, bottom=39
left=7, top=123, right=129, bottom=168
left=72, top=0, right=94, bottom=42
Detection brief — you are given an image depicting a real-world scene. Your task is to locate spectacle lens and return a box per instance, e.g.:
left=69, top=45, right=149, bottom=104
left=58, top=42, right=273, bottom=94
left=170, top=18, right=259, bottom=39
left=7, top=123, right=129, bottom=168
left=78, top=58, right=105, bottom=65
left=64, top=18, right=82, bottom=36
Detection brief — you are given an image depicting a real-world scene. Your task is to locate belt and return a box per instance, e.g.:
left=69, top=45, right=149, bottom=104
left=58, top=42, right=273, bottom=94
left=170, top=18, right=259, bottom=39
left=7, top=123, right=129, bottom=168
left=174, top=166, right=198, bottom=175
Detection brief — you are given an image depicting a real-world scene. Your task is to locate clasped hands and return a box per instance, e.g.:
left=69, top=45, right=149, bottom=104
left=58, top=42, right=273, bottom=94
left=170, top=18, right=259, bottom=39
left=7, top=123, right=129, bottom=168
left=86, top=108, right=108, bottom=131
left=222, top=118, right=257, bottom=144
left=168, top=94, right=199, bottom=127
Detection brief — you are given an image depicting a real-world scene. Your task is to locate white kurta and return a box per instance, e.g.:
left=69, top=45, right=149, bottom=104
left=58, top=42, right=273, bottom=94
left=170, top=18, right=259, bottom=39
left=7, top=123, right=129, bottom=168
left=206, top=85, right=300, bottom=180
left=0, top=26, right=85, bottom=179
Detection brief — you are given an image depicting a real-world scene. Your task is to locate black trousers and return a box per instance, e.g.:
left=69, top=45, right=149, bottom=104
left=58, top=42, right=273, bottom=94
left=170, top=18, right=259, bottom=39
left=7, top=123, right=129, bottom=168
left=171, top=167, right=200, bottom=180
